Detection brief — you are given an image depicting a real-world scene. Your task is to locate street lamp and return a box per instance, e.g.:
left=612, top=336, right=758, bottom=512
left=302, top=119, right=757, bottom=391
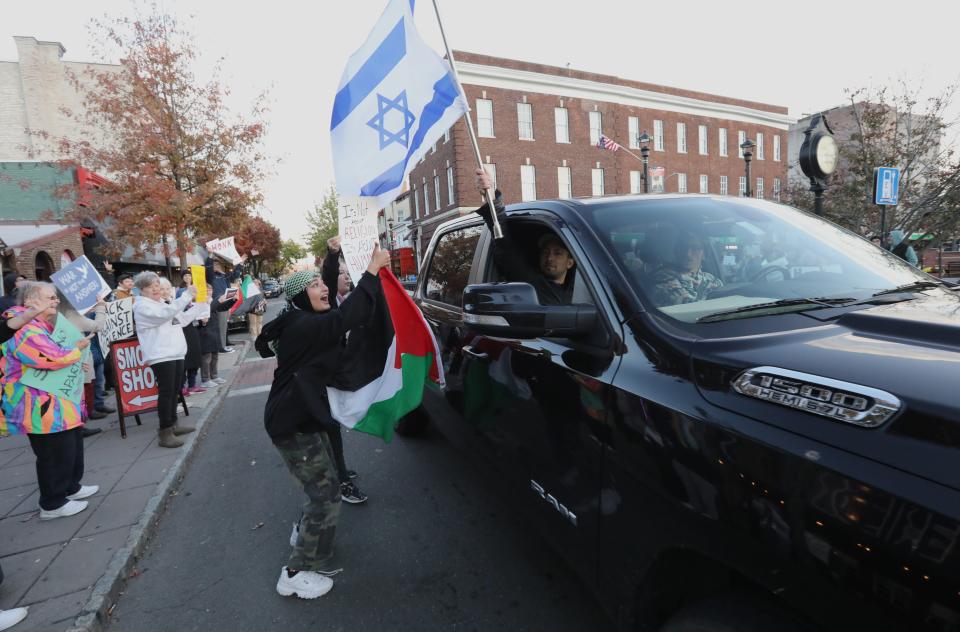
left=740, top=138, right=755, bottom=198
left=639, top=131, right=651, bottom=193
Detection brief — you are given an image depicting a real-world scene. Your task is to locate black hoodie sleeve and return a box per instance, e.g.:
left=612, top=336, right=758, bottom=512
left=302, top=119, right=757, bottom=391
left=322, top=247, right=341, bottom=306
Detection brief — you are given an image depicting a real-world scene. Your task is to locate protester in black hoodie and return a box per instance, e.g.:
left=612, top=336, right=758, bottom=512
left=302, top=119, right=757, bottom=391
left=256, top=243, right=390, bottom=601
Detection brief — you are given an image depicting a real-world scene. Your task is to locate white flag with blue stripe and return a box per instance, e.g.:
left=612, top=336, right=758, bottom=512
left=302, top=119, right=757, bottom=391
left=331, top=0, right=467, bottom=207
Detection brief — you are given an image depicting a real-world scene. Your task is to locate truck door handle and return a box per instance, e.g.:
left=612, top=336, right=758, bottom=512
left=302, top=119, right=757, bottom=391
left=462, top=345, right=489, bottom=361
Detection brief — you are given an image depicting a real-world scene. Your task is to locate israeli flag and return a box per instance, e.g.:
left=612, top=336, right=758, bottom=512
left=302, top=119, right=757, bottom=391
left=331, top=0, right=467, bottom=207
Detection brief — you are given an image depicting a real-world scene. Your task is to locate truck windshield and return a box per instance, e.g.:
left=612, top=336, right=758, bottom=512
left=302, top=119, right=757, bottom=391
left=591, top=197, right=936, bottom=323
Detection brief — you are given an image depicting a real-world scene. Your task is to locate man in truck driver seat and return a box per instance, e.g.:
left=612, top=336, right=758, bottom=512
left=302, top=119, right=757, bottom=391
left=648, top=229, right=724, bottom=307
left=474, top=169, right=575, bottom=306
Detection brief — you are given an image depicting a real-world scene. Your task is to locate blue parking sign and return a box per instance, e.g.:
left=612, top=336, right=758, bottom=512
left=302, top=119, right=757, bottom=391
left=874, top=167, right=900, bottom=205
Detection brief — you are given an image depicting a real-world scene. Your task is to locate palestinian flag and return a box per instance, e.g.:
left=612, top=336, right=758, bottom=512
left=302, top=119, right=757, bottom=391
left=326, top=269, right=444, bottom=442
left=229, top=275, right=262, bottom=316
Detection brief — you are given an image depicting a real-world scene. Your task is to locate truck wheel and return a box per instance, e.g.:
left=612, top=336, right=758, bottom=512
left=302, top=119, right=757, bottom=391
left=394, top=406, right=429, bottom=437
left=659, top=596, right=808, bottom=632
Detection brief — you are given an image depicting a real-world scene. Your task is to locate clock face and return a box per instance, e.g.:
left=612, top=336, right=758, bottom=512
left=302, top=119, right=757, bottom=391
left=816, top=136, right=839, bottom=175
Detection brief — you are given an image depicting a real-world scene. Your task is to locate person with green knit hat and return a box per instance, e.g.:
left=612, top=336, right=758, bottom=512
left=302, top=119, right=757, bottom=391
left=255, top=242, right=391, bottom=600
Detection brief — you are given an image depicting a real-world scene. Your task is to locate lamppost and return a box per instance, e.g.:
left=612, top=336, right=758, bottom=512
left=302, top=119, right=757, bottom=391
left=740, top=139, right=755, bottom=198
left=639, top=131, right=651, bottom=193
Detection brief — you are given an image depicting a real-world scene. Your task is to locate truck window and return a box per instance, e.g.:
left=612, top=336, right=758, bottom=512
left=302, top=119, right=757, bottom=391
left=423, top=225, right=482, bottom=307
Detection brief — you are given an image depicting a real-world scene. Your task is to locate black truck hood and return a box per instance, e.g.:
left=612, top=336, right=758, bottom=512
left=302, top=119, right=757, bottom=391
left=692, top=291, right=960, bottom=490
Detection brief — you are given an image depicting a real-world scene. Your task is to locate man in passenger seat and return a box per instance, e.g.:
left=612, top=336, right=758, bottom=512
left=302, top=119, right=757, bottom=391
left=474, top=169, right=575, bottom=306
left=649, top=231, right=723, bottom=307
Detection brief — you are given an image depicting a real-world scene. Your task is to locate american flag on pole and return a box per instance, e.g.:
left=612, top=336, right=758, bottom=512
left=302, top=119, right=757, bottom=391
left=597, top=135, right=620, bottom=151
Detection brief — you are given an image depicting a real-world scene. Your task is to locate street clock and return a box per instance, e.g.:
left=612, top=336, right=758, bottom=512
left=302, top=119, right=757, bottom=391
left=798, top=113, right=837, bottom=215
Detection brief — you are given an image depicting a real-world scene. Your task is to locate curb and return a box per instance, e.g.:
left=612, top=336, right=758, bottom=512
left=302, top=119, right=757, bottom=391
left=65, top=342, right=250, bottom=632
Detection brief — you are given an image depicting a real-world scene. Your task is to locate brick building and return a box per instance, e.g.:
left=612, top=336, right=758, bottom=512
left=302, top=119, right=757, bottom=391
left=407, top=52, right=793, bottom=260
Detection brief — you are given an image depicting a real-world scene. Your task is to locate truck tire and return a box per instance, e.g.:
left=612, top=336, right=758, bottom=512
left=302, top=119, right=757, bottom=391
left=394, top=406, right=429, bottom=437
left=659, top=596, right=809, bottom=632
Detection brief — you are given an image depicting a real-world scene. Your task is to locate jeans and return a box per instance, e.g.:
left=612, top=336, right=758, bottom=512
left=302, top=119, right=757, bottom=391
left=152, top=359, right=185, bottom=429
left=28, top=428, right=84, bottom=510
left=201, top=353, right=219, bottom=381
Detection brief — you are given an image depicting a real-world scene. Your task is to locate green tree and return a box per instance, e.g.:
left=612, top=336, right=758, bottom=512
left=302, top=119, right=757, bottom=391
left=306, top=186, right=340, bottom=258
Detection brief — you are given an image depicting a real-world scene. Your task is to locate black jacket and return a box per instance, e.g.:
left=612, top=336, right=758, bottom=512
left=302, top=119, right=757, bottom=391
left=475, top=192, right=574, bottom=306
left=256, top=272, right=382, bottom=442
left=198, top=298, right=236, bottom=354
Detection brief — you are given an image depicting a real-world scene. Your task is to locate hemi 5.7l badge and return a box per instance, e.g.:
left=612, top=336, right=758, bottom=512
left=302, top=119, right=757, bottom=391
left=732, top=366, right=901, bottom=428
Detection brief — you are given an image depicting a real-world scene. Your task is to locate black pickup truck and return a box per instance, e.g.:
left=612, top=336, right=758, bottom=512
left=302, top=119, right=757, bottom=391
left=404, top=193, right=960, bottom=632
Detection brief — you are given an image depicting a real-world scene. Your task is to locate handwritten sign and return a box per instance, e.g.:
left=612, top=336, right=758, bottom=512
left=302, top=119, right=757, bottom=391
left=50, top=256, right=111, bottom=313
left=110, top=338, right=159, bottom=415
left=21, top=315, right=86, bottom=404
left=337, top=196, right=380, bottom=285
left=205, top=236, right=243, bottom=265
left=97, top=298, right=135, bottom=357
left=190, top=265, right=207, bottom=303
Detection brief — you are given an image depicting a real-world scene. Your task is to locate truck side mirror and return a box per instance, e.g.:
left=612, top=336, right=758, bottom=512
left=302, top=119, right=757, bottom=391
left=462, top=282, right=597, bottom=339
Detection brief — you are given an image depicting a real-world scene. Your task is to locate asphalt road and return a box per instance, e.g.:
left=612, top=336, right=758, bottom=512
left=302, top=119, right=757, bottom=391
left=105, top=298, right=609, bottom=632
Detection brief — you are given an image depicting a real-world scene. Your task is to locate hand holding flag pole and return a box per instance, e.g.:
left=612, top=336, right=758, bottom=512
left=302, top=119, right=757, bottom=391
left=429, top=0, right=503, bottom=239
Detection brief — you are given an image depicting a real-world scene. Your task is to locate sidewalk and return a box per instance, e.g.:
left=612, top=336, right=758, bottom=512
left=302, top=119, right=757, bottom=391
left=0, top=342, right=252, bottom=632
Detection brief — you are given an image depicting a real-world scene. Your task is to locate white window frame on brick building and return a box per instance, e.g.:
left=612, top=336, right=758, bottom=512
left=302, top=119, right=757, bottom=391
left=447, top=166, right=456, bottom=205
left=677, top=122, right=687, bottom=153
left=521, top=164, right=537, bottom=201
left=555, top=107, right=569, bottom=143
left=589, top=111, right=602, bottom=146
left=654, top=120, right=664, bottom=151
left=719, top=128, right=728, bottom=157
left=720, top=176, right=728, bottom=195
left=557, top=166, right=572, bottom=198
left=699, top=174, right=708, bottom=193
left=424, top=180, right=431, bottom=214
left=756, top=177, right=764, bottom=199
left=739, top=176, right=747, bottom=197
left=773, top=135, right=781, bottom=162
left=652, top=174, right=665, bottom=193
left=517, top=102, right=534, bottom=140
left=483, top=163, right=497, bottom=189
left=592, top=168, right=605, bottom=196
left=677, top=173, right=687, bottom=193
left=444, top=128, right=450, bottom=143
left=738, top=130, right=746, bottom=158
left=629, top=116, right=640, bottom=148
left=477, top=99, right=494, bottom=137
left=434, top=174, right=442, bottom=209
left=698, top=124, right=708, bottom=155
left=630, top=170, right=642, bottom=194
left=413, top=186, right=420, bottom=218
left=756, top=133, right=765, bottom=160
left=773, top=177, right=781, bottom=202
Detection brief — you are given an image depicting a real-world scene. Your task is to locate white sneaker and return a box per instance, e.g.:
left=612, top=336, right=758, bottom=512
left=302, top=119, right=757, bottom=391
left=289, top=521, right=300, bottom=547
left=67, top=485, right=99, bottom=501
left=39, top=500, right=88, bottom=521
left=0, top=607, right=28, bottom=631
left=213, top=377, right=226, bottom=385
left=276, top=567, right=333, bottom=599
left=201, top=380, right=219, bottom=388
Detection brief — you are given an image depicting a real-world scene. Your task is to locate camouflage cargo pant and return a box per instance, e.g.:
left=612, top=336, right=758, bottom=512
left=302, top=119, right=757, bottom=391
left=274, top=431, right=341, bottom=572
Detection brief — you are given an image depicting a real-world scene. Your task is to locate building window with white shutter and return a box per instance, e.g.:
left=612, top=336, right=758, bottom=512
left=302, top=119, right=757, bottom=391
left=555, top=107, right=569, bottom=144
left=677, top=123, right=687, bottom=154
left=756, top=133, right=765, bottom=160
left=677, top=173, right=687, bottom=193
left=444, top=128, right=450, bottom=143
left=592, top=168, right=604, bottom=196
left=739, top=176, right=747, bottom=197
left=773, top=135, right=781, bottom=162
left=477, top=99, right=494, bottom=137
left=630, top=170, right=642, bottom=194
left=654, top=120, right=664, bottom=151
left=558, top=166, right=572, bottom=198
left=521, top=164, right=537, bottom=201
left=719, top=128, right=728, bottom=157
left=447, top=166, right=455, bottom=205
left=424, top=182, right=431, bottom=214
left=720, top=176, right=728, bottom=195
left=773, top=177, right=781, bottom=201
left=589, top=111, right=602, bottom=146
left=652, top=174, right=664, bottom=193
left=699, top=174, right=708, bottom=193
left=434, top=174, right=441, bottom=209
left=413, top=186, right=420, bottom=218
left=629, top=116, right=640, bottom=148
left=698, top=125, right=708, bottom=155
left=738, top=130, right=746, bottom=158
left=517, top=102, right=533, bottom=140
left=756, top=177, right=764, bottom=199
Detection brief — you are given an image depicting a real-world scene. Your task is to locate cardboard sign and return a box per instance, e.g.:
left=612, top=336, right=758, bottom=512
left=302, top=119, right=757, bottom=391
left=205, top=236, right=243, bottom=265
left=97, top=298, right=135, bottom=357
left=190, top=265, right=207, bottom=302
left=51, top=255, right=112, bottom=313
left=338, top=196, right=379, bottom=285
left=21, top=315, right=87, bottom=404
left=110, top=338, right=160, bottom=415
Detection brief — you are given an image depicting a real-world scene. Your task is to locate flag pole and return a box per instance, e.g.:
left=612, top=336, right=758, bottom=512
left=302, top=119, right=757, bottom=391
left=429, top=0, right=503, bottom=239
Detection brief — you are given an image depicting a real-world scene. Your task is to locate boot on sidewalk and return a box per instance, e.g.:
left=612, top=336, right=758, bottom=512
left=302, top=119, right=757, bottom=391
left=158, top=428, right=184, bottom=448
left=172, top=423, right=196, bottom=436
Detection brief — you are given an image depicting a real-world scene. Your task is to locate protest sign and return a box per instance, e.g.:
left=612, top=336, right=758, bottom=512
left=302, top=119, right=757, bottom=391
left=337, top=196, right=380, bottom=285
left=50, top=256, right=111, bottom=313
left=21, top=315, right=87, bottom=405
left=190, top=264, right=207, bottom=302
left=111, top=338, right=159, bottom=415
left=98, top=298, right=135, bottom=357
left=205, top=236, right=243, bottom=265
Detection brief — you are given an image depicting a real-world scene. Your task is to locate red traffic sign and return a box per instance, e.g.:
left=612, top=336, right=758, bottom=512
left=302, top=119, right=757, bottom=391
left=110, top=338, right=160, bottom=415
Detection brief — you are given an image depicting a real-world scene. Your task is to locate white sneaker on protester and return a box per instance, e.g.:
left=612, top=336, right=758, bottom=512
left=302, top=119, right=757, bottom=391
left=213, top=377, right=226, bottom=385
left=66, top=485, right=99, bottom=501
left=39, top=500, right=88, bottom=521
left=201, top=380, right=218, bottom=388
left=276, top=567, right=333, bottom=599
left=0, top=607, right=28, bottom=631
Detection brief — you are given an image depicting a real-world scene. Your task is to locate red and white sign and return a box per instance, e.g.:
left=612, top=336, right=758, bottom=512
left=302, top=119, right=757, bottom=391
left=110, top=338, right=160, bottom=415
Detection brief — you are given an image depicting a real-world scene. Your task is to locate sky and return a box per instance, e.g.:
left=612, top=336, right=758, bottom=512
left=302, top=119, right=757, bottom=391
left=5, top=0, right=959, bottom=242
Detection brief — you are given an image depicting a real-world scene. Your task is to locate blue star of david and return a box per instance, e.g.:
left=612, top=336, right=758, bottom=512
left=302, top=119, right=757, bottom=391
left=367, top=90, right=416, bottom=150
